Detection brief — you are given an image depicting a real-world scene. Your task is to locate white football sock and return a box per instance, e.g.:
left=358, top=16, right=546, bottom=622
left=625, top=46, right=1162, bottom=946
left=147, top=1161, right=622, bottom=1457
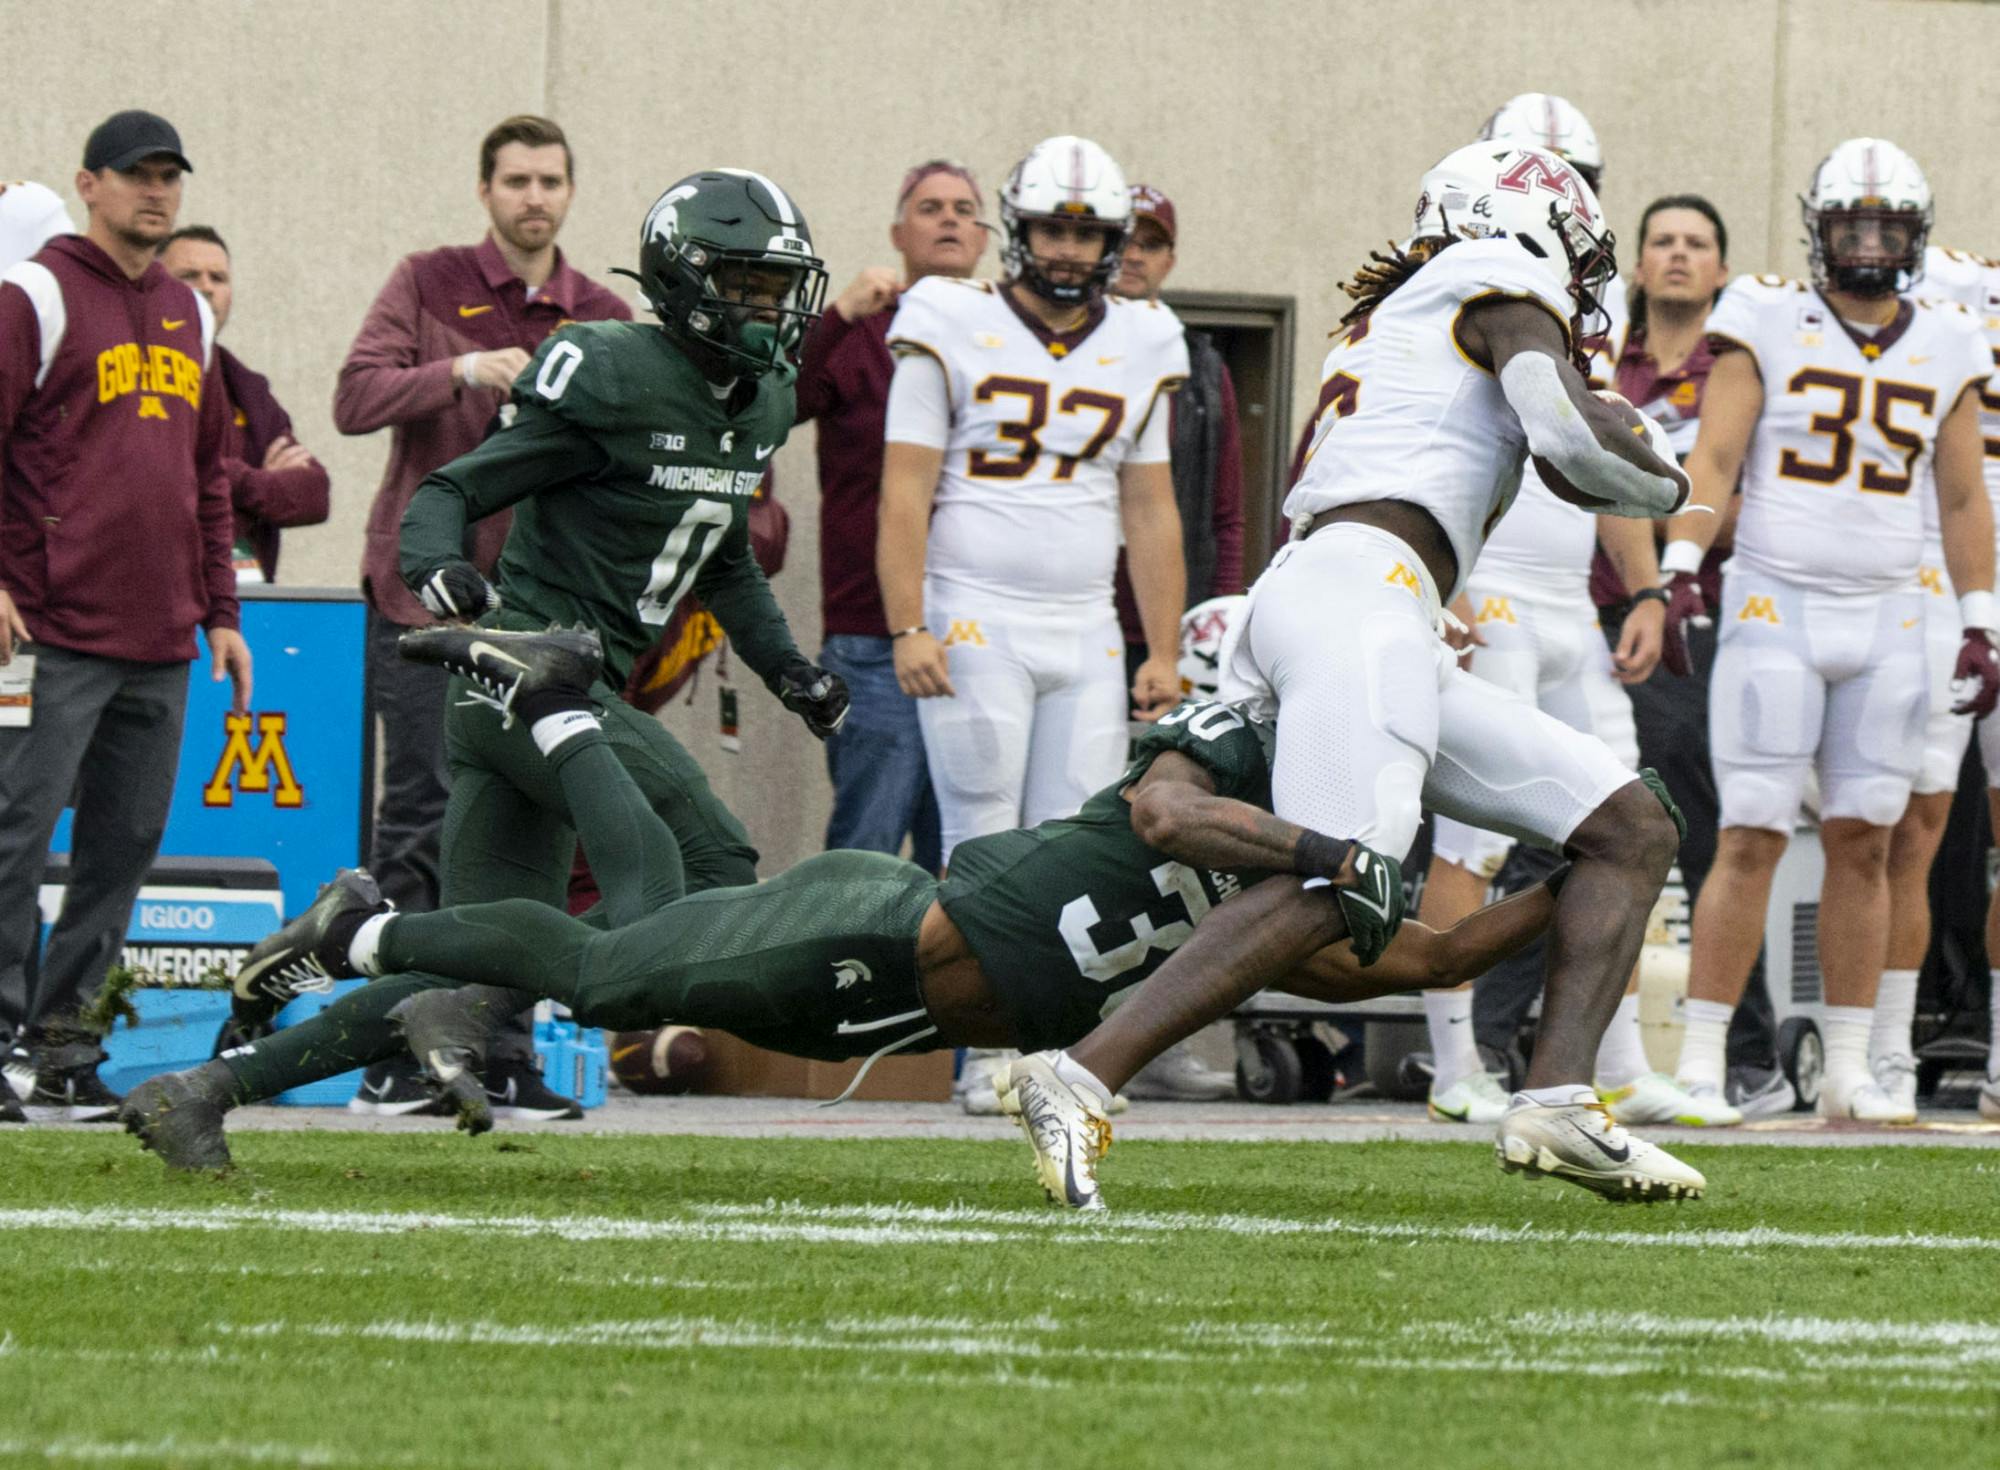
left=1869, top=969, right=1918, bottom=1064
left=347, top=912, right=395, bottom=978
left=1051, top=1050, right=1114, bottom=1111
left=530, top=709, right=600, bottom=756
left=1514, top=1084, right=1597, bottom=1108
left=1821, top=1005, right=1873, bottom=1095
left=1674, top=997, right=1733, bottom=1092
left=1422, top=988, right=1483, bottom=1093
left=1593, top=994, right=1652, bottom=1089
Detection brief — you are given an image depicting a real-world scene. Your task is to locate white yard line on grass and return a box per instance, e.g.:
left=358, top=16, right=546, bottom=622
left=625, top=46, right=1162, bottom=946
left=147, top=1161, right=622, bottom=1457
left=3, top=1198, right=1999, bottom=1255
left=0, top=1437, right=414, bottom=1467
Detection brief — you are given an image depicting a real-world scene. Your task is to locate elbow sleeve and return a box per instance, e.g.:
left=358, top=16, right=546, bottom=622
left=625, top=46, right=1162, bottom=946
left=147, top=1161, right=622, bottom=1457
left=1499, top=354, right=1685, bottom=517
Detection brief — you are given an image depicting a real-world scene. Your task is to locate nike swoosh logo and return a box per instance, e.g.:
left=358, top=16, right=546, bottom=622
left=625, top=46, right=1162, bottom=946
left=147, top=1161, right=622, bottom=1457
left=1909, top=354, right=1932, bottom=364
left=1576, top=1125, right=1632, bottom=1163
left=161, top=318, right=185, bottom=330
left=426, top=1049, right=463, bottom=1084
left=1097, top=355, right=1122, bottom=366
left=467, top=640, right=530, bottom=671
left=458, top=305, right=494, bottom=318
left=754, top=444, right=777, bottom=461
left=1903, top=617, right=1921, bottom=629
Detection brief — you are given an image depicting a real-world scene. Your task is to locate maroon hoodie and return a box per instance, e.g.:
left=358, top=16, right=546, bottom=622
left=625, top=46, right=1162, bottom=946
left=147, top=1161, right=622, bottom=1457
left=0, top=234, right=236, bottom=662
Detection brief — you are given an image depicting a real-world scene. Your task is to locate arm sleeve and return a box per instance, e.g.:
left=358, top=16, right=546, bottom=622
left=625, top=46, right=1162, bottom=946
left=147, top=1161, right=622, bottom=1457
left=693, top=515, right=803, bottom=691
left=884, top=350, right=951, bottom=449
left=333, top=259, right=461, bottom=434
left=1498, top=351, right=1685, bottom=515
left=1209, top=364, right=1246, bottom=594
left=793, top=307, right=859, bottom=425
left=398, top=400, right=608, bottom=590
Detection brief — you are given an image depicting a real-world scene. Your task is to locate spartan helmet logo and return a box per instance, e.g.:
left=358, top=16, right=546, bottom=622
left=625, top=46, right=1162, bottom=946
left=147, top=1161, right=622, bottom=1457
left=832, top=958, right=873, bottom=990
left=719, top=429, right=735, bottom=454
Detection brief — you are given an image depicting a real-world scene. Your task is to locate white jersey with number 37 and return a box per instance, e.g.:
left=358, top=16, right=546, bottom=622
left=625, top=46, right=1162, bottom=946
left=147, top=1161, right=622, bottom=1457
left=885, top=276, right=1189, bottom=606
left=1284, top=239, right=1575, bottom=599
left=1708, top=274, right=1990, bottom=594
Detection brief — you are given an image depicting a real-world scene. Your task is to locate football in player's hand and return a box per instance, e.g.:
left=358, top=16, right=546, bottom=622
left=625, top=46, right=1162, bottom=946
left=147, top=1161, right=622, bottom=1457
left=1533, top=391, right=1648, bottom=510
left=609, top=1026, right=710, bottom=1096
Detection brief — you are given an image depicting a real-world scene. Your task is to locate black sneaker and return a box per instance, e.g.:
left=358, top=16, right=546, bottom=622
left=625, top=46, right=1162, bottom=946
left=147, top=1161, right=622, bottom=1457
left=21, top=1062, right=122, bottom=1122
left=486, top=1058, right=583, bottom=1121
left=235, top=869, right=391, bottom=1006
left=397, top=626, right=602, bottom=730
left=347, top=1055, right=451, bottom=1117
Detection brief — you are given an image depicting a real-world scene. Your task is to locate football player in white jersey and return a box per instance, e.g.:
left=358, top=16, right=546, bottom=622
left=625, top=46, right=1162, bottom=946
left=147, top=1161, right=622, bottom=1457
left=1880, top=244, right=2000, bottom=1119
left=1420, top=99, right=1694, bottom=1128
left=877, top=135, right=1189, bottom=866
left=0, top=180, right=72, bottom=271
left=1660, top=140, right=1998, bottom=1123
left=1021, top=142, right=1705, bottom=1201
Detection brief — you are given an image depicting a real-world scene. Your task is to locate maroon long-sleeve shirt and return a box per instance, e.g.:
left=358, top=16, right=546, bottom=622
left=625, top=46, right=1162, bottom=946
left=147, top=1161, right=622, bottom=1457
left=217, top=346, right=329, bottom=583
left=0, top=234, right=237, bottom=661
left=335, top=235, right=629, bottom=626
left=795, top=305, right=897, bottom=638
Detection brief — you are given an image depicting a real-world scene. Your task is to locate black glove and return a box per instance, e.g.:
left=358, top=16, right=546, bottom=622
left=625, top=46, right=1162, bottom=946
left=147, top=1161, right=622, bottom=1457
left=777, top=658, right=850, bottom=739
left=416, top=560, right=500, bottom=621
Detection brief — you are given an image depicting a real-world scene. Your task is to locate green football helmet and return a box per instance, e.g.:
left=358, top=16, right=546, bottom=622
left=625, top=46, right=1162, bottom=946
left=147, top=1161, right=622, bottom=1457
left=618, top=169, right=828, bottom=381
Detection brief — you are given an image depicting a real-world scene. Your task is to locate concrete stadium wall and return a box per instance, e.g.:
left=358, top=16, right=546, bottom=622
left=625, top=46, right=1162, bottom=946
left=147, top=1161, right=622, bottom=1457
left=5, top=0, right=1997, bottom=871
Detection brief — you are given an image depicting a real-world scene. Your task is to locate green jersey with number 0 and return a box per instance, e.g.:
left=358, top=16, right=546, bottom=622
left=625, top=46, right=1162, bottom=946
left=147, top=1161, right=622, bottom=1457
left=940, top=701, right=1280, bottom=1052
left=401, top=320, right=798, bottom=684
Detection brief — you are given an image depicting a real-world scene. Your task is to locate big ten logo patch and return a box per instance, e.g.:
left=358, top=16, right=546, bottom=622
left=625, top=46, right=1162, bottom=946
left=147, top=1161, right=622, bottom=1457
left=1475, top=595, right=1517, bottom=626
left=943, top=620, right=987, bottom=648
left=1737, top=595, right=1782, bottom=625
left=1384, top=562, right=1423, bottom=597
left=203, top=711, right=304, bottom=808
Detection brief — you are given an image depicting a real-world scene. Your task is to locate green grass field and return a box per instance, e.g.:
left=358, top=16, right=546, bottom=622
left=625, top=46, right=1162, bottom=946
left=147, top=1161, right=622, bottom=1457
left=2, top=1130, right=1997, bottom=1469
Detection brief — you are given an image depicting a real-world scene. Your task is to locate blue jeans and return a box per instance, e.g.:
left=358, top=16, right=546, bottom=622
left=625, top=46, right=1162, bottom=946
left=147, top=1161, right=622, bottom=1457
left=819, top=635, right=941, bottom=872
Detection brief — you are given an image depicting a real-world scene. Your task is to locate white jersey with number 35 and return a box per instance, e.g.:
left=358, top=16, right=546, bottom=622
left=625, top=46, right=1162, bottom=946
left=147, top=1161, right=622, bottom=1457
left=1708, top=274, right=1991, bottom=594
left=885, top=276, right=1189, bottom=607
left=1284, top=239, right=1575, bottom=599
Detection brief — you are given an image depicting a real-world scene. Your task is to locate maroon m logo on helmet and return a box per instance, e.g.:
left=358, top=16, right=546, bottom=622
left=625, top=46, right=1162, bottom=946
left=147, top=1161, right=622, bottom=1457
left=1494, top=152, right=1596, bottom=226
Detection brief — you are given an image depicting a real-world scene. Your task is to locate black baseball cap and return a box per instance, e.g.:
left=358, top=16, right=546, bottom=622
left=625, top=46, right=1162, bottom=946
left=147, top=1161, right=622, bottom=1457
left=82, top=110, right=193, bottom=173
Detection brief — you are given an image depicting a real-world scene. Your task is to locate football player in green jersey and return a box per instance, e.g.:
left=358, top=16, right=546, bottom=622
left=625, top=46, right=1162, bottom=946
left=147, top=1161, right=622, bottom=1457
left=377, top=170, right=850, bottom=1091
left=127, top=629, right=1560, bottom=1206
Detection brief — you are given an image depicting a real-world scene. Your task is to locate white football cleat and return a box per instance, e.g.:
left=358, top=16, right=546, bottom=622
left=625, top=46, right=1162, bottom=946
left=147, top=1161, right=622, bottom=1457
left=1601, top=1073, right=1742, bottom=1127
left=1978, top=1072, right=2000, bottom=1122
left=1870, top=1053, right=1919, bottom=1121
left=1428, top=1071, right=1510, bottom=1124
left=995, top=1052, right=1112, bottom=1211
left=1496, top=1094, right=1706, bottom=1202
left=1818, top=1075, right=1915, bottom=1124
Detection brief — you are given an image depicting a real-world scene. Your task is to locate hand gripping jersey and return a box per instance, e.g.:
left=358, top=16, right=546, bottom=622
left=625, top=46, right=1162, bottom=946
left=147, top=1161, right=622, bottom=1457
left=886, top=275, right=1189, bottom=605
left=425, top=320, right=795, bottom=682
left=939, top=700, right=1277, bottom=1051
left=1286, top=239, right=1576, bottom=599
left=1706, top=274, right=1990, bottom=595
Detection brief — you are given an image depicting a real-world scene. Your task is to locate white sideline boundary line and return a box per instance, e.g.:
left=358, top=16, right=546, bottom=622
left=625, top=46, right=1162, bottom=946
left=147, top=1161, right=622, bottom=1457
left=3, top=1199, right=2000, bottom=1255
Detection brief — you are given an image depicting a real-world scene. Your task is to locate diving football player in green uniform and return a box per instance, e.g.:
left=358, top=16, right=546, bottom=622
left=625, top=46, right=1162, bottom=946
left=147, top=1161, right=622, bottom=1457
left=370, top=170, right=850, bottom=1091
left=125, top=630, right=1563, bottom=1209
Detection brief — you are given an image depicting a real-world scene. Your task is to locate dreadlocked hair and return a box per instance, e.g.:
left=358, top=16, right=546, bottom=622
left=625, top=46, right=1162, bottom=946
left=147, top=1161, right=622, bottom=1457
left=1336, top=236, right=1455, bottom=332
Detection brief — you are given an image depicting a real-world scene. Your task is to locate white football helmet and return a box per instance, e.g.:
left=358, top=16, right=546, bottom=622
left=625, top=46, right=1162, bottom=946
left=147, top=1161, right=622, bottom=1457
left=1802, top=138, right=1933, bottom=298
left=1178, top=595, right=1247, bottom=699
left=1412, top=142, right=1616, bottom=330
left=999, top=136, right=1132, bottom=306
left=1478, top=93, right=1605, bottom=193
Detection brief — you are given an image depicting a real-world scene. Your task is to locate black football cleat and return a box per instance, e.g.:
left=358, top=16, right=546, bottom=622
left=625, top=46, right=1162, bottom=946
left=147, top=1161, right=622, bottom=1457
left=387, top=989, right=497, bottom=1135
left=397, top=625, right=603, bottom=729
left=234, top=869, right=390, bottom=1007
left=121, top=1068, right=233, bottom=1171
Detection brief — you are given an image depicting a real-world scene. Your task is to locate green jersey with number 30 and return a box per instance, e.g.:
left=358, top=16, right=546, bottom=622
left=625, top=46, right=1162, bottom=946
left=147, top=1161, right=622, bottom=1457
left=402, top=319, right=798, bottom=684
left=939, top=701, right=1279, bottom=1051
